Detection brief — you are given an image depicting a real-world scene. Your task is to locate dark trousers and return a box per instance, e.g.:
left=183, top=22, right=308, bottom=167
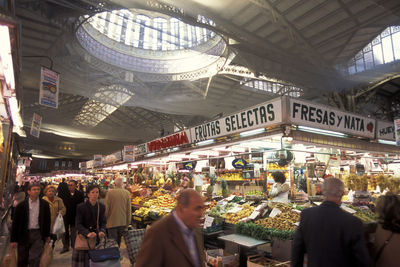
left=17, top=229, right=44, bottom=267
left=107, top=226, right=126, bottom=247
left=62, top=220, right=76, bottom=250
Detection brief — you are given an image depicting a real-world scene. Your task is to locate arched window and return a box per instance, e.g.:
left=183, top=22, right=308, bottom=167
left=134, top=15, right=150, bottom=49
left=153, top=18, right=167, bottom=50
left=342, top=26, right=400, bottom=75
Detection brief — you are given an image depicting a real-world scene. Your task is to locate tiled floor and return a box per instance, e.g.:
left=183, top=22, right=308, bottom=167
left=50, top=239, right=132, bottom=266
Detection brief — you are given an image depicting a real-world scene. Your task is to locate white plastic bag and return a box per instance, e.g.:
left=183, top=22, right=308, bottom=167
left=52, top=213, right=65, bottom=234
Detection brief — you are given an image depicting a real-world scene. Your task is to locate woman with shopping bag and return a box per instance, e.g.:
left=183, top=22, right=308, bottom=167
left=42, top=185, right=66, bottom=246
left=72, top=184, right=107, bottom=267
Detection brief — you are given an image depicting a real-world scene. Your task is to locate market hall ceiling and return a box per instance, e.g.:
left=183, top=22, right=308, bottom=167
left=14, top=0, right=400, bottom=159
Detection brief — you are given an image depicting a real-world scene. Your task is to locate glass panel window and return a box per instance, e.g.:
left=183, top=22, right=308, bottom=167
left=373, top=43, right=384, bottom=65
left=382, top=36, right=394, bottom=63
left=392, top=32, right=400, bottom=60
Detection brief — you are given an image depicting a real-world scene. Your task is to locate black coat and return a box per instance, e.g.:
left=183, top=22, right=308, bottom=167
left=57, top=181, right=69, bottom=199
left=291, top=201, right=372, bottom=267
left=75, top=201, right=106, bottom=238
left=11, top=198, right=51, bottom=243
left=62, top=190, right=84, bottom=225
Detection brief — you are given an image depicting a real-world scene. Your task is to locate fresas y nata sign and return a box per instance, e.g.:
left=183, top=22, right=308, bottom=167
left=190, top=99, right=282, bottom=142
left=289, top=99, right=375, bottom=139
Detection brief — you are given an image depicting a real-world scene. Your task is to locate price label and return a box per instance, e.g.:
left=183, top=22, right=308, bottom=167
left=226, top=195, right=235, bottom=201
left=227, top=206, right=242, bottom=213
left=269, top=208, right=282, bottom=218
left=203, top=215, right=214, bottom=229
left=341, top=205, right=356, bottom=214
left=294, top=222, right=300, bottom=226
left=249, top=211, right=260, bottom=220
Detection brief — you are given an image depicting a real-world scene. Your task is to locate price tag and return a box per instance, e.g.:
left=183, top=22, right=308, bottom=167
left=203, top=215, right=214, bottom=229
left=226, top=195, right=235, bottom=201
left=341, top=205, right=356, bottom=214
left=249, top=211, right=260, bottom=220
left=227, top=206, right=242, bottom=213
left=269, top=208, right=282, bottom=218
left=294, top=222, right=300, bottom=226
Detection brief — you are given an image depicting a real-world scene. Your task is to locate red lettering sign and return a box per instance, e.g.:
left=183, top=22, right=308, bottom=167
left=147, top=132, right=190, bottom=152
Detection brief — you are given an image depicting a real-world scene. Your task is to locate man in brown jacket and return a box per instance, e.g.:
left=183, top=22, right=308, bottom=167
left=105, top=177, right=132, bottom=246
left=135, top=189, right=205, bottom=267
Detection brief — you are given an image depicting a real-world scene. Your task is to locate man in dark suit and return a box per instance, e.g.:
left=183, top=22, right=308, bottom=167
left=135, top=189, right=205, bottom=267
left=291, top=178, right=372, bottom=267
left=60, top=180, right=84, bottom=253
left=57, top=178, right=68, bottom=199
left=11, top=183, right=51, bottom=267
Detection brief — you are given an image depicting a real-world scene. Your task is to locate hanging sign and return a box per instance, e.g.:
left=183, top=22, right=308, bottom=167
left=39, top=67, right=60, bottom=108
left=394, top=118, right=400, bottom=146
left=123, top=145, right=135, bottom=162
left=103, top=150, right=122, bottom=165
left=93, top=154, right=102, bottom=168
left=377, top=120, right=395, bottom=141
left=290, top=99, right=375, bottom=138
left=134, top=143, right=147, bottom=156
left=189, top=98, right=282, bottom=142
left=86, top=160, right=94, bottom=169
left=147, top=131, right=190, bottom=152
left=30, top=113, right=42, bottom=138
left=232, top=158, right=248, bottom=169
left=183, top=161, right=196, bottom=170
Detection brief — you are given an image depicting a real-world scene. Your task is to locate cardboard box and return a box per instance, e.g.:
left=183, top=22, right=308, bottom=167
left=247, top=255, right=290, bottom=267
left=271, top=239, right=292, bottom=262
left=206, top=249, right=239, bottom=267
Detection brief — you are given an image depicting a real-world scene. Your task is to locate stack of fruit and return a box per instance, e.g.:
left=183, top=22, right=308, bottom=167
left=348, top=205, right=377, bottom=223
left=245, top=190, right=265, bottom=198
left=222, top=204, right=255, bottom=224
left=255, top=210, right=300, bottom=231
left=133, top=207, right=151, bottom=219
left=131, top=196, right=144, bottom=205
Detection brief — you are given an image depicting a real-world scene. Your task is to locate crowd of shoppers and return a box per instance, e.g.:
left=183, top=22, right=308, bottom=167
left=9, top=177, right=399, bottom=267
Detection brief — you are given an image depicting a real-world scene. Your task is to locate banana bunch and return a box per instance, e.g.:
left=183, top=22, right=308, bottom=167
left=255, top=210, right=300, bottom=231
left=223, top=204, right=255, bottom=224
left=133, top=207, right=151, bottom=217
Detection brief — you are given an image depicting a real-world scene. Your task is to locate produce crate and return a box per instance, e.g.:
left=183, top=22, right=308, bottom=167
left=247, top=255, right=290, bottom=267
left=271, top=239, right=292, bottom=262
left=206, top=249, right=238, bottom=267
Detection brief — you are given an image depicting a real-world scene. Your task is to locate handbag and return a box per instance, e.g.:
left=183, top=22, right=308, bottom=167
left=123, top=228, right=146, bottom=264
left=88, top=238, right=121, bottom=267
left=2, top=247, right=17, bottom=267
left=39, top=242, right=53, bottom=267
left=52, top=213, right=65, bottom=235
left=74, top=202, right=99, bottom=250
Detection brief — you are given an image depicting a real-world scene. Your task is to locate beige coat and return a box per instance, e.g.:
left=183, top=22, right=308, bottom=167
left=374, top=224, right=400, bottom=267
left=105, top=188, right=131, bottom=228
left=42, top=196, right=66, bottom=230
left=135, top=214, right=205, bottom=267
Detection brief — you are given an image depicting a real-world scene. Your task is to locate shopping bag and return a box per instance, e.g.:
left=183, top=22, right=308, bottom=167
left=52, top=213, right=65, bottom=234
left=39, top=242, right=53, bottom=267
left=89, top=238, right=121, bottom=267
left=74, top=234, right=96, bottom=250
left=2, top=247, right=17, bottom=267
left=123, top=228, right=146, bottom=264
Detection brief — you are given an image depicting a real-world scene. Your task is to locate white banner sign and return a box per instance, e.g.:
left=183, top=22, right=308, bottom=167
left=123, top=145, right=135, bottom=162
left=30, top=113, right=42, bottom=138
left=93, top=154, right=102, bottom=168
left=290, top=99, right=375, bottom=138
left=376, top=120, right=395, bottom=141
left=394, top=119, right=400, bottom=146
left=39, top=67, right=59, bottom=108
left=86, top=160, right=94, bottom=169
left=189, top=98, right=283, bottom=142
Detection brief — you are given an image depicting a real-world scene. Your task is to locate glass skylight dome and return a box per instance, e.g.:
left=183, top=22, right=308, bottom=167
left=76, top=9, right=228, bottom=77
left=88, top=9, right=215, bottom=51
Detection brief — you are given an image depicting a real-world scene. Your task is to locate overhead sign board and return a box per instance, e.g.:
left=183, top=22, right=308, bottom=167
left=30, top=113, right=42, bottom=138
left=93, top=154, right=102, bottom=168
left=103, top=150, right=122, bottom=165
left=289, top=98, right=375, bottom=139
left=189, top=98, right=283, bottom=142
left=134, top=143, right=147, bottom=156
left=147, top=130, right=190, bottom=152
left=376, top=120, right=395, bottom=141
left=123, top=145, right=135, bottom=162
left=39, top=67, right=60, bottom=108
